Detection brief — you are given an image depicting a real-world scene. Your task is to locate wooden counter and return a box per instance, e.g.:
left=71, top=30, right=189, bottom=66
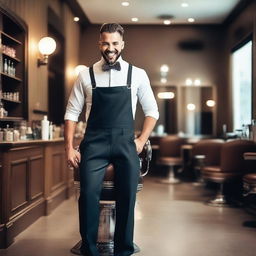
left=0, top=138, right=76, bottom=248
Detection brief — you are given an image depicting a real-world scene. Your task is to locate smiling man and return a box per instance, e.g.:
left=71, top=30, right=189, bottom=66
left=64, top=23, right=159, bottom=256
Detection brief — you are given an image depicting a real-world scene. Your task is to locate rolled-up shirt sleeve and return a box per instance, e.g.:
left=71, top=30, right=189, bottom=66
left=137, top=69, right=159, bottom=120
left=64, top=73, right=85, bottom=122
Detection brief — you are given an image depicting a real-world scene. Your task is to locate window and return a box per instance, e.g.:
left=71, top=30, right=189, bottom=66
left=232, top=40, right=252, bottom=131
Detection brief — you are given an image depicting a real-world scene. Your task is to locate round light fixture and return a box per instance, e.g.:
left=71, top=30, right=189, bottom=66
left=74, top=17, right=80, bottom=22
left=188, top=18, right=195, bottom=23
left=160, top=64, right=169, bottom=73
left=185, top=78, right=193, bottom=86
left=194, top=79, right=201, bottom=86
left=187, top=103, right=196, bottom=111
left=38, top=37, right=56, bottom=55
left=121, top=1, right=129, bottom=6
left=181, top=3, right=189, bottom=7
left=163, top=20, right=171, bottom=25
left=161, top=77, right=167, bottom=84
left=158, top=92, right=175, bottom=99
left=206, top=100, right=215, bottom=107
left=131, top=17, right=138, bottom=22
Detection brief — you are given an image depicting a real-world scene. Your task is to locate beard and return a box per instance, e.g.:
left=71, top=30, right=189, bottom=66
left=101, top=49, right=122, bottom=65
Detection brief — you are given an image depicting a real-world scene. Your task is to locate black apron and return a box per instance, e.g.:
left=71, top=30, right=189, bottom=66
left=79, top=64, right=140, bottom=256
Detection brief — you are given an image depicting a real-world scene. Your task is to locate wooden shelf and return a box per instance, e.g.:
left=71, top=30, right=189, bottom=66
left=1, top=98, right=21, bottom=103
left=2, top=52, right=21, bottom=62
left=0, top=116, right=23, bottom=121
left=1, top=72, right=22, bottom=82
left=0, top=31, right=22, bottom=45
left=0, top=6, right=28, bottom=124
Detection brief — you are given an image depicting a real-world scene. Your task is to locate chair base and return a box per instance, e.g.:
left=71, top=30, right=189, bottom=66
left=158, top=166, right=181, bottom=184
left=159, top=177, right=181, bottom=184
left=70, top=240, right=140, bottom=255
left=192, top=178, right=205, bottom=187
left=206, top=194, right=231, bottom=207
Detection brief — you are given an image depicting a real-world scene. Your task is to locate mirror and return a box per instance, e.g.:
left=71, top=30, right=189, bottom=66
left=152, top=85, right=216, bottom=136
left=178, top=85, right=216, bottom=136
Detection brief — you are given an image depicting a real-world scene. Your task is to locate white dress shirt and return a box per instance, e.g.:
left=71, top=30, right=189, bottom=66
left=64, top=56, right=159, bottom=122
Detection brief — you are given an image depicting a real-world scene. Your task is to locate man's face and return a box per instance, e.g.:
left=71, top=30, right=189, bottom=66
left=99, top=32, right=124, bottom=64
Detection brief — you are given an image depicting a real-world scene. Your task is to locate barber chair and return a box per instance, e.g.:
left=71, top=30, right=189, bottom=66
left=201, top=140, right=256, bottom=207
left=243, top=152, right=256, bottom=196
left=71, top=140, right=152, bottom=256
left=191, top=139, right=224, bottom=185
left=157, top=136, right=186, bottom=184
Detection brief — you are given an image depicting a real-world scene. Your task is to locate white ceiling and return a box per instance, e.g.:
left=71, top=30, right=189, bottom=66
left=77, top=0, right=241, bottom=25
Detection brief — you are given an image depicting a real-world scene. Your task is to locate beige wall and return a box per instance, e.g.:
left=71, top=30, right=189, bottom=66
left=0, top=0, right=81, bottom=122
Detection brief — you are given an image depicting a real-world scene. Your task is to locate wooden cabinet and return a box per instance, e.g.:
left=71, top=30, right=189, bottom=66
left=0, top=6, right=28, bottom=122
left=0, top=139, right=73, bottom=248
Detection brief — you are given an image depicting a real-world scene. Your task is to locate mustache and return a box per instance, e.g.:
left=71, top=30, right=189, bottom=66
left=104, top=49, right=118, bottom=54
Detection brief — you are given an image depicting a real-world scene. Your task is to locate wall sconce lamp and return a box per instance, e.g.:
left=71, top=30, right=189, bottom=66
left=38, top=37, right=56, bottom=66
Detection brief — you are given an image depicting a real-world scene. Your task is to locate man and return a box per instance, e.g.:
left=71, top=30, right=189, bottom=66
left=64, top=23, right=159, bottom=256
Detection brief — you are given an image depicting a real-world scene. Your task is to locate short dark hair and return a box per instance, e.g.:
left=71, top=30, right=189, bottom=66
left=100, top=23, right=124, bottom=37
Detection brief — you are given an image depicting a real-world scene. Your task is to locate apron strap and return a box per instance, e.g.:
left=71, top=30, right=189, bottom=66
left=89, top=66, right=96, bottom=89
left=126, top=64, right=133, bottom=89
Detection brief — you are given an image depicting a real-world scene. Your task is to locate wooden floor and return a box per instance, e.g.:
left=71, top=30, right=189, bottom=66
left=1, top=177, right=256, bottom=256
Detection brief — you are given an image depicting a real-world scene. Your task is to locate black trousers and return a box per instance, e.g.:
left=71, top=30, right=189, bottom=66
left=79, top=128, right=140, bottom=256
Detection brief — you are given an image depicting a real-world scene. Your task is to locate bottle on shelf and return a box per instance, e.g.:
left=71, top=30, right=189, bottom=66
left=41, top=115, right=49, bottom=140
left=49, top=122, right=53, bottom=140
left=3, top=58, right=8, bottom=73
left=12, top=62, right=16, bottom=76
left=7, top=59, right=11, bottom=75
left=0, top=101, right=5, bottom=118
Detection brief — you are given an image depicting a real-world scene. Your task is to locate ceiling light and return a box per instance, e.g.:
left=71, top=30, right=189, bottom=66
left=131, top=17, right=138, bottom=22
left=181, top=3, right=189, bottom=7
left=121, top=1, right=129, bottom=6
left=188, top=18, right=195, bottom=23
left=74, top=17, right=80, bottom=22
left=161, top=77, right=167, bottom=84
left=194, top=79, right=201, bottom=86
left=163, top=20, right=171, bottom=25
left=206, top=100, right=215, bottom=107
left=187, top=103, right=196, bottom=111
left=158, top=92, right=175, bottom=99
left=185, top=78, right=193, bottom=86
left=160, top=64, right=169, bottom=73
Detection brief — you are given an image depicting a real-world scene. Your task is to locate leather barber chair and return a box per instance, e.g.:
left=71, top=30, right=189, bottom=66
left=157, top=136, right=186, bottom=184
left=191, top=139, right=224, bottom=185
left=201, top=139, right=256, bottom=207
left=243, top=152, right=256, bottom=196
left=71, top=140, right=152, bottom=256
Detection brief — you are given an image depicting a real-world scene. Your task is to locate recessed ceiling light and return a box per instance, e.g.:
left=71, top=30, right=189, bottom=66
left=181, top=3, right=189, bottom=7
left=131, top=17, right=138, bottom=22
left=160, top=78, right=167, bottom=84
left=74, top=17, right=80, bottom=22
left=160, top=64, right=169, bottom=73
left=187, top=103, right=196, bottom=111
left=194, top=79, right=201, bottom=86
left=163, top=20, right=171, bottom=25
left=188, top=18, right=195, bottom=23
left=158, top=92, right=175, bottom=99
left=121, top=1, right=129, bottom=6
left=185, top=78, right=193, bottom=86
left=206, top=100, right=215, bottom=107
